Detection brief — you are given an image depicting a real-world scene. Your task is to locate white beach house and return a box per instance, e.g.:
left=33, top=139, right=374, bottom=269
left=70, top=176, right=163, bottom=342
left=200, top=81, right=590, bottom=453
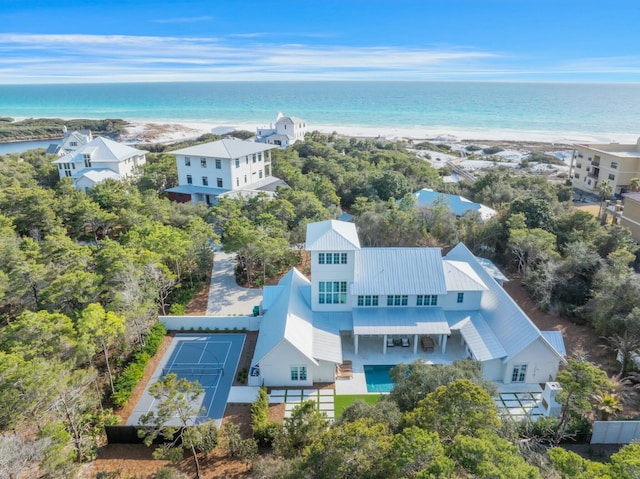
left=250, top=220, right=565, bottom=387
left=51, top=136, right=147, bottom=192
left=256, top=113, right=307, bottom=148
left=166, top=138, right=284, bottom=205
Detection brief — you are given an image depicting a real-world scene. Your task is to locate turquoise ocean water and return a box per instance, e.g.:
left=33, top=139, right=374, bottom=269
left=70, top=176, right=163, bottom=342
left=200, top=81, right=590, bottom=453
left=1, top=81, right=639, bottom=143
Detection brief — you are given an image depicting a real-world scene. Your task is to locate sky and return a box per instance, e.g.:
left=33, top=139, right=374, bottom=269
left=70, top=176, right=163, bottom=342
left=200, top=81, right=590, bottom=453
left=1, top=0, right=639, bottom=84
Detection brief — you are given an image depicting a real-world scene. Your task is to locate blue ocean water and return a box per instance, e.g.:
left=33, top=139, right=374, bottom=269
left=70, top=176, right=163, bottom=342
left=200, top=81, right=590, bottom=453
left=0, top=82, right=639, bottom=142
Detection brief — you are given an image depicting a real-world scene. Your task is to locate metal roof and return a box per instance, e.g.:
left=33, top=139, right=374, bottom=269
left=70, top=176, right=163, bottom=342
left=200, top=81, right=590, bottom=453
left=353, top=248, right=447, bottom=295
left=305, top=220, right=361, bottom=251
left=413, top=188, right=497, bottom=220
left=76, top=169, right=121, bottom=183
left=445, top=243, right=564, bottom=363
left=171, top=138, right=276, bottom=159
left=53, top=137, right=146, bottom=164
left=352, top=307, right=450, bottom=336
left=251, top=268, right=317, bottom=367
left=312, top=312, right=351, bottom=363
left=443, top=260, right=488, bottom=291
left=447, top=311, right=507, bottom=361
left=541, top=331, right=567, bottom=358
left=475, top=257, right=509, bottom=284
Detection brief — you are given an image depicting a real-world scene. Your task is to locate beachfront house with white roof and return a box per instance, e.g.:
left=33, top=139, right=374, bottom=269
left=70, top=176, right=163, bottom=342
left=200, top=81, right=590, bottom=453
left=250, top=219, right=565, bottom=387
left=51, top=136, right=147, bottom=192
left=570, top=137, right=640, bottom=196
left=412, top=188, right=497, bottom=221
left=165, top=138, right=284, bottom=205
left=256, top=113, right=307, bottom=148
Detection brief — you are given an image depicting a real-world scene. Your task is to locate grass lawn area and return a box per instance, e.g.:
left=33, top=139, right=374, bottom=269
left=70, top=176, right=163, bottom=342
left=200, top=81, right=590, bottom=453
left=334, top=394, right=384, bottom=417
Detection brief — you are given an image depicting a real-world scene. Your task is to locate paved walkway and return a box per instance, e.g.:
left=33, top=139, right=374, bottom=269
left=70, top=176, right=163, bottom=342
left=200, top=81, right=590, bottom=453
left=207, top=251, right=263, bottom=316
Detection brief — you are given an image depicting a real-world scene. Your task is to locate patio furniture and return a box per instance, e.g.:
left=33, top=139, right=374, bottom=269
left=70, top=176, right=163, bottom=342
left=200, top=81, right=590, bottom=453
left=387, top=336, right=395, bottom=347
left=421, top=336, right=435, bottom=352
left=401, top=337, right=410, bottom=347
left=336, top=363, right=353, bottom=379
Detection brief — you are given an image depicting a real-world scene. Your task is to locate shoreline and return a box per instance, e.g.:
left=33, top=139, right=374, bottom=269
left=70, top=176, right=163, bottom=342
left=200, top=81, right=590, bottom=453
left=119, top=119, right=636, bottom=146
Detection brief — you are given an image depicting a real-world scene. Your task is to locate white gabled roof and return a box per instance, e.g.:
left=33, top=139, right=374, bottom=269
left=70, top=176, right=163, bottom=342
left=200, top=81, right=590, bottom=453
left=447, top=311, right=506, bottom=361
left=305, top=220, right=361, bottom=251
left=443, top=260, right=488, bottom=291
left=353, top=307, right=450, bottom=336
left=76, top=169, right=121, bottom=183
left=53, top=137, right=146, bottom=164
left=541, top=331, right=567, bottom=358
left=251, top=268, right=317, bottom=367
left=353, top=248, right=447, bottom=295
left=445, top=243, right=565, bottom=363
left=171, top=138, right=276, bottom=159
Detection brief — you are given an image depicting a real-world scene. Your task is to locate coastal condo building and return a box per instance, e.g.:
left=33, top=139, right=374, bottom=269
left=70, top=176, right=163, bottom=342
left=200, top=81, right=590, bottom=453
left=570, top=137, right=640, bottom=196
left=166, top=139, right=284, bottom=205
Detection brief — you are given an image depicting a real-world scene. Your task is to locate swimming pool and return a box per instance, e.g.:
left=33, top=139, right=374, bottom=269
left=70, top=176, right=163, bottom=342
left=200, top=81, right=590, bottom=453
left=364, top=365, right=395, bottom=393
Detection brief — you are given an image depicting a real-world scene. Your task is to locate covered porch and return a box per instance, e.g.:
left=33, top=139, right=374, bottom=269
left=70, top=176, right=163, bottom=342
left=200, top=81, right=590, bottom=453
left=351, top=307, right=452, bottom=356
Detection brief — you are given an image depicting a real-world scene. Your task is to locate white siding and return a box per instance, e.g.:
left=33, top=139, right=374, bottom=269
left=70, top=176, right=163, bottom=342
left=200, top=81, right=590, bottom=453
left=439, top=290, right=482, bottom=310
left=313, top=361, right=336, bottom=383
left=503, top=338, right=561, bottom=384
left=259, top=341, right=314, bottom=387
left=311, top=251, right=355, bottom=312
left=481, top=358, right=503, bottom=382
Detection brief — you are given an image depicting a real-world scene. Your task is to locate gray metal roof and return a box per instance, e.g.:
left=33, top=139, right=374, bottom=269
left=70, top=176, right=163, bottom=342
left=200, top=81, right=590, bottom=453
left=165, top=185, right=229, bottom=196
left=312, top=312, right=351, bottom=363
left=475, top=257, right=509, bottom=283
left=352, top=307, right=450, bottom=336
left=171, top=138, right=276, bottom=159
left=353, top=248, right=447, bottom=295
left=306, top=220, right=361, bottom=251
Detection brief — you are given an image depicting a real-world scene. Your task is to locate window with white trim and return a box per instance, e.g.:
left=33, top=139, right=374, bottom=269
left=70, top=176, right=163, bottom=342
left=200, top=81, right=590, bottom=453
left=457, top=292, right=464, bottom=303
left=215, top=159, right=222, bottom=169
left=290, top=366, right=307, bottom=381
left=186, top=174, right=192, bottom=184
left=202, top=176, right=208, bottom=186
left=511, top=364, right=527, bottom=383
left=387, top=295, right=408, bottom=306
left=217, top=177, right=223, bottom=188
left=417, top=295, right=438, bottom=306
left=357, top=295, right=379, bottom=306
left=200, top=158, right=207, bottom=168
left=318, top=281, right=347, bottom=304
left=185, top=157, right=191, bottom=166
left=235, top=159, right=240, bottom=168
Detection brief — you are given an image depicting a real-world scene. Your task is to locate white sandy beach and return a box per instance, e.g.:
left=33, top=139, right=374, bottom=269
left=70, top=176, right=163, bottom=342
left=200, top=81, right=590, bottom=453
left=120, top=118, right=637, bottom=147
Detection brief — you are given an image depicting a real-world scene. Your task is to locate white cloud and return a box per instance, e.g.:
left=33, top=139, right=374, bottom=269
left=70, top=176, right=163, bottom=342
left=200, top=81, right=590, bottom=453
left=0, top=32, right=598, bottom=83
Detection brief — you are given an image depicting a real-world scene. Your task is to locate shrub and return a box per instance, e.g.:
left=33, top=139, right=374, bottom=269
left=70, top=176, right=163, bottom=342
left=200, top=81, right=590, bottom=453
left=168, top=303, right=185, bottom=316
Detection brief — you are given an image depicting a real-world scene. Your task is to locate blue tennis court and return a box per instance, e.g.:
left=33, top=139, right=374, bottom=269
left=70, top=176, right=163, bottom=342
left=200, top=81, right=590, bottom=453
left=128, top=334, right=245, bottom=426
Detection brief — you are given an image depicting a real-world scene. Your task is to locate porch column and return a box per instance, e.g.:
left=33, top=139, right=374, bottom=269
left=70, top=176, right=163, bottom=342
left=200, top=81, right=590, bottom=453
left=413, top=334, right=418, bottom=354
left=383, top=334, right=387, bottom=355
left=354, top=334, right=359, bottom=355
left=441, top=334, right=448, bottom=354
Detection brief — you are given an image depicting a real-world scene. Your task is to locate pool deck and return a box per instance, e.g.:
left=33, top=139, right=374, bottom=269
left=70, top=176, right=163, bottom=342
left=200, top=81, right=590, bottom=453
left=335, top=335, right=468, bottom=395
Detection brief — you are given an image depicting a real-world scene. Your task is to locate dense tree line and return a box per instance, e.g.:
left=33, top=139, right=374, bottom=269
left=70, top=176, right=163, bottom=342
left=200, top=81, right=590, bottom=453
left=0, top=118, right=129, bottom=141
left=0, top=147, right=216, bottom=476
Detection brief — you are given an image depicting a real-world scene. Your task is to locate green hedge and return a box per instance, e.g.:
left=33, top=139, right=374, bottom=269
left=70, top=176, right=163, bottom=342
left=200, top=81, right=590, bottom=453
left=111, top=322, right=167, bottom=407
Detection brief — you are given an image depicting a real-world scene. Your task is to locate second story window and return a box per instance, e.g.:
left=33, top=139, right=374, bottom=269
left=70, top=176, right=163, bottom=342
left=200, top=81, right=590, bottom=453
left=186, top=174, right=192, bottom=184
left=235, top=159, right=240, bottom=168
left=185, top=157, right=191, bottom=166
left=417, top=295, right=438, bottom=306
left=318, top=281, right=347, bottom=304
left=457, top=292, right=464, bottom=303
left=202, top=176, right=208, bottom=186
left=215, top=159, right=222, bottom=169
left=611, top=162, right=618, bottom=169
left=217, top=178, right=223, bottom=188
left=357, top=295, right=379, bottom=306
left=252, top=154, right=256, bottom=163
left=201, top=158, right=207, bottom=168
left=387, top=295, right=408, bottom=306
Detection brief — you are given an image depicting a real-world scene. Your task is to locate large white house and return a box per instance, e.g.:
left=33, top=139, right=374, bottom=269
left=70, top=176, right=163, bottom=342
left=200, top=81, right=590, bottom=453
left=166, top=138, right=284, bottom=205
left=256, top=113, right=307, bottom=148
left=250, top=220, right=566, bottom=387
left=51, top=136, right=147, bottom=191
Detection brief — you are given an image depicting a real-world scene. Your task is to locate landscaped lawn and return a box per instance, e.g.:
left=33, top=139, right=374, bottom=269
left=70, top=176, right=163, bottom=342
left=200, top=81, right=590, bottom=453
left=334, top=394, right=383, bottom=417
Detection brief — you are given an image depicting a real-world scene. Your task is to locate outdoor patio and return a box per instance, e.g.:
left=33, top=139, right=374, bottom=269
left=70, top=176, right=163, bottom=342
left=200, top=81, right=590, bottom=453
left=335, top=333, right=469, bottom=395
